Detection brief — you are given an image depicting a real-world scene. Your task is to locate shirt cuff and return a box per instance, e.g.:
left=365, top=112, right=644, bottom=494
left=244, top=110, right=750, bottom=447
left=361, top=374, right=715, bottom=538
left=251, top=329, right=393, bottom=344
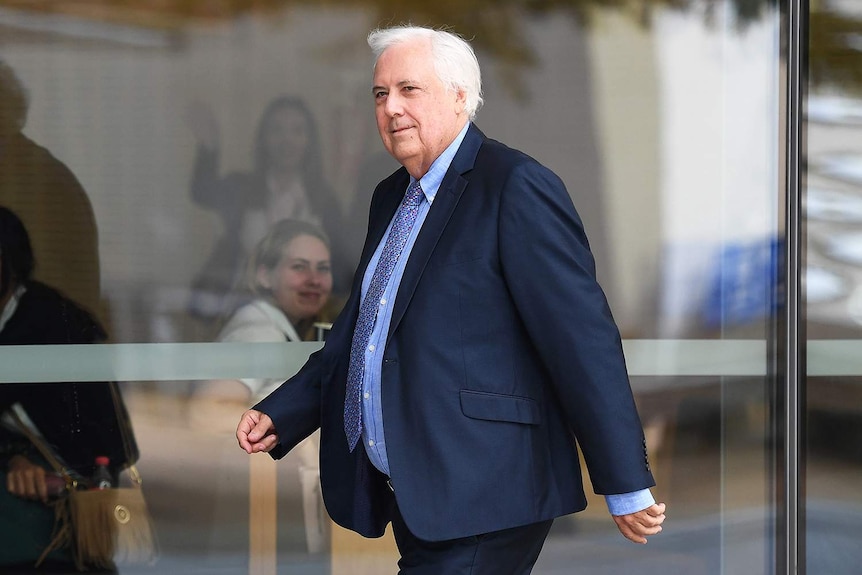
left=605, top=488, right=655, bottom=516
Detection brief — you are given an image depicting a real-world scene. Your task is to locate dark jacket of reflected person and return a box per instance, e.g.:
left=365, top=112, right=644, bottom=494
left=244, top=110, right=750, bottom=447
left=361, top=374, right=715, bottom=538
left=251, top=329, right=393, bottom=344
left=0, top=60, right=102, bottom=322
left=0, top=207, right=135, bottom=499
left=187, top=95, right=348, bottom=324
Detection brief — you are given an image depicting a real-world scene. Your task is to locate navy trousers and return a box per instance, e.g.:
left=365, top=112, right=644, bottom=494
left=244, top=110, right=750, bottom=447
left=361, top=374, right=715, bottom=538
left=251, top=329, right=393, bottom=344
left=391, top=503, right=553, bottom=575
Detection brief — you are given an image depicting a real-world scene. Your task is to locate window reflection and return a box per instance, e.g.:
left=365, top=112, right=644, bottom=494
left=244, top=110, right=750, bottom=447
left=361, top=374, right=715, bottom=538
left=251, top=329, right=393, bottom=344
left=807, top=2, right=862, bottom=574
left=5, top=0, right=859, bottom=573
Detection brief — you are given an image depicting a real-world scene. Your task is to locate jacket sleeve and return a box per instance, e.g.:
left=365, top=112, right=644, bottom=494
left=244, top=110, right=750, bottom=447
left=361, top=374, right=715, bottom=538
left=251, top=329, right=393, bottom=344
left=252, top=345, right=327, bottom=460
left=498, top=161, right=654, bottom=495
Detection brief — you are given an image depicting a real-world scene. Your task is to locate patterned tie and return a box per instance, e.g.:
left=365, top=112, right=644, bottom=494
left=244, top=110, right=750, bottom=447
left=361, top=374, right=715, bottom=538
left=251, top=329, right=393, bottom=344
left=344, top=180, right=424, bottom=451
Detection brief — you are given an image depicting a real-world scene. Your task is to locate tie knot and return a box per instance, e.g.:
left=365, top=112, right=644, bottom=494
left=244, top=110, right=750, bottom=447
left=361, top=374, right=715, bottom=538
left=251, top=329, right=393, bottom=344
left=405, top=181, right=423, bottom=206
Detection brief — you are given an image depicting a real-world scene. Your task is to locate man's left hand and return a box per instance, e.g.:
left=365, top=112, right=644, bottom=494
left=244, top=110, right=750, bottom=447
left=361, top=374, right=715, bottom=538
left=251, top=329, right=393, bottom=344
left=612, top=502, right=666, bottom=544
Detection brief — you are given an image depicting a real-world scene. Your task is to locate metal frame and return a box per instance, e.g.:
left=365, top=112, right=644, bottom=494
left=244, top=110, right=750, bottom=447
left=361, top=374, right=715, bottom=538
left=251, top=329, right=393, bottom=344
left=781, top=0, right=807, bottom=573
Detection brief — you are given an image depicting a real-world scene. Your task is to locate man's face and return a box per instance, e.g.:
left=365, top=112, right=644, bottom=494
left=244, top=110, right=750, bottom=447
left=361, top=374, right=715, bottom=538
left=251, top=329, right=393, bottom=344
left=372, top=38, right=467, bottom=179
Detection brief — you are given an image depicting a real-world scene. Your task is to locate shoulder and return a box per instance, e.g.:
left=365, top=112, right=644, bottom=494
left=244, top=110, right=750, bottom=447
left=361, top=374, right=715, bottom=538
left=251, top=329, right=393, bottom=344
left=218, top=300, right=289, bottom=343
left=478, top=136, right=546, bottom=172
left=468, top=136, right=565, bottom=200
left=3, top=282, right=105, bottom=344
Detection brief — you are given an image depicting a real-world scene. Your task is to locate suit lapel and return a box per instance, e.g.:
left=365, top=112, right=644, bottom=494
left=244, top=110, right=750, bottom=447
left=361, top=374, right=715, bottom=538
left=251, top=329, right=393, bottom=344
left=387, top=124, right=485, bottom=340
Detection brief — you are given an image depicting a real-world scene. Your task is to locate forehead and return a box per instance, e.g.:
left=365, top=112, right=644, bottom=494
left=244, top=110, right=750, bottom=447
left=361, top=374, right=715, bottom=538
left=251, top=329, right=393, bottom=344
left=373, top=39, right=438, bottom=84
left=281, top=234, right=329, bottom=258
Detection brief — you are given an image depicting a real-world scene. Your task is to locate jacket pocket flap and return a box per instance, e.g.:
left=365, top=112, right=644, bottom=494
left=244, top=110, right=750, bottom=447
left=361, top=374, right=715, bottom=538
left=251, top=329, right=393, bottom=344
left=460, top=390, right=540, bottom=425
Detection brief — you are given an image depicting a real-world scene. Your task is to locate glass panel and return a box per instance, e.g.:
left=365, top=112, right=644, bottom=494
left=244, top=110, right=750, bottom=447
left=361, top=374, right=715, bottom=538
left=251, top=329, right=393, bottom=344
left=549, top=3, right=783, bottom=574
left=1, top=1, right=784, bottom=574
left=806, top=1, right=862, bottom=573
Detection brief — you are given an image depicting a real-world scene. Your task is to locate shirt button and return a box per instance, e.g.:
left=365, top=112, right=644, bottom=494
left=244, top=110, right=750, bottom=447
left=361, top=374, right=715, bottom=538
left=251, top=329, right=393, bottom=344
left=368, top=440, right=375, bottom=447
left=380, top=298, right=387, bottom=306
left=363, top=392, right=370, bottom=400
left=368, top=344, right=376, bottom=352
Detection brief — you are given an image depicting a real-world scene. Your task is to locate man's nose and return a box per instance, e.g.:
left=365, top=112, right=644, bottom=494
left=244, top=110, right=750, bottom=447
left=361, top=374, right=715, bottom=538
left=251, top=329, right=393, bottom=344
left=384, top=94, right=403, bottom=117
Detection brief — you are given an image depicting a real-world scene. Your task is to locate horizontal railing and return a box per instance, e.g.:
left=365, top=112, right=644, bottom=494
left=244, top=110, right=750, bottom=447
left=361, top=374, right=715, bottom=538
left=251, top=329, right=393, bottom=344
left=0, top=340, right=859, bottom=383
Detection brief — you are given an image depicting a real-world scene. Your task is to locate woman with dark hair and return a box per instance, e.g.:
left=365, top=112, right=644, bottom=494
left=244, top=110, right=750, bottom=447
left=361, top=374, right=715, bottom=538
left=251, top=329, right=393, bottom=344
left=0, top=207, right=137, bottom=571
left=186, top=96, right=345, bottom=327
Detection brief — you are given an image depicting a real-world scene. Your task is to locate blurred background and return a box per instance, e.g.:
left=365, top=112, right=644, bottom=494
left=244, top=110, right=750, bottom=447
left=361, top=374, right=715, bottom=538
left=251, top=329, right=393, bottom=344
left=1, top=0, right=861, bottom=573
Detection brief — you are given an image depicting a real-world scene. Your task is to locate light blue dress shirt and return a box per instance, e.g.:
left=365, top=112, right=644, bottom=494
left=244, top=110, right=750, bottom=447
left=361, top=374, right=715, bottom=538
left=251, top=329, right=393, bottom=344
left=358, top=122, right=654, bottom=517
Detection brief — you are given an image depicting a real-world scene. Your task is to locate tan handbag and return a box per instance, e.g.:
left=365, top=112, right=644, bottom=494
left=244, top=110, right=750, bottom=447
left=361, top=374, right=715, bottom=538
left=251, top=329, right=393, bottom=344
left=10, top=384, right=159, bottom=570
left=67, top=464, right=157, bottom=569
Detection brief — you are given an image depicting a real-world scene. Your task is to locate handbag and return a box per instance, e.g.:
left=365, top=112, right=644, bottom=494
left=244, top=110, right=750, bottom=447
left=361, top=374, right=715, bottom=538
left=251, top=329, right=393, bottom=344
left=10, top=384, right=159, bottom=570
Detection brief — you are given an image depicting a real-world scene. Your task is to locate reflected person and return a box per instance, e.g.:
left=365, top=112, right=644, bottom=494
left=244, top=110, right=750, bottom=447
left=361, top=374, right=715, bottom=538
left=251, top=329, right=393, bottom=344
left=237, top=25, right=666, bottom=574
left=0, top=206, right=137, bottom=572
left=0, top=59, right=102, bottom=322
left=186, top=96, right=346, bottom=326
left=193, top=219, right=334, bottom=553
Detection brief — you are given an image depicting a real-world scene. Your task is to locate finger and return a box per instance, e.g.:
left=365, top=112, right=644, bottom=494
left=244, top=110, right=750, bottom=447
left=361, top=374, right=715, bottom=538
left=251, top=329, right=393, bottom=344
left=251, top=433, right=279, bottom=453
left=35, top=474, right=48, bottom=503
left=21, top=472, right=39, bottom=500
left=613, top=517, right=648, bottom=544
left=236, top=411, right=260, bottom=453
left=638, top=507, right=667, bottom=528
left=613, top=512, right=664, bottom=544
left=7, top=472, right=22, bottom=497
left=629, top=520, right=664, bottom=537
left=23, top=465, right=46, bottom=499
left=247, top=413, right=273, bottom=442
left=237, top=423, right=254, bottom=454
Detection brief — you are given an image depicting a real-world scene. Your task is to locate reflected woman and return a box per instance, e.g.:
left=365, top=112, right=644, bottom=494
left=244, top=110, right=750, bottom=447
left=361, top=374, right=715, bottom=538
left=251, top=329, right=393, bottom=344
left=192, top=219, right=333, bottom=555
left=186, top=96, right=344, bottom=327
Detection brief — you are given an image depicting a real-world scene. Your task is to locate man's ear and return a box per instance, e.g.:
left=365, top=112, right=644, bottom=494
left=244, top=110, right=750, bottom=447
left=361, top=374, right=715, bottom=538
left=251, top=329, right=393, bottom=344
left=454, top=89, right=467, bottom=115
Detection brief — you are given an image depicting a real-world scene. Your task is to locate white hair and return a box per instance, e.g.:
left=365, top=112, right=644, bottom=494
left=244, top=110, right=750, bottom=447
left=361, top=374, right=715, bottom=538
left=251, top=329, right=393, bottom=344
left=367, top=25, right=484, bottom=121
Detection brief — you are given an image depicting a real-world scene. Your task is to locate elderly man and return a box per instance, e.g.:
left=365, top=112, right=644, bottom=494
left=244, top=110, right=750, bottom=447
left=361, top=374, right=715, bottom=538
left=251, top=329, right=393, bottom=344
left=237, top=25, right=666, bottom=574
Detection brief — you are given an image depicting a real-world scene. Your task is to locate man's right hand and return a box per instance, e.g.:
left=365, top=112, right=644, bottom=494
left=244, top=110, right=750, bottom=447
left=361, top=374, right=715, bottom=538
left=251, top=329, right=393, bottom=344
left=236, top=409, right=279, bottom=454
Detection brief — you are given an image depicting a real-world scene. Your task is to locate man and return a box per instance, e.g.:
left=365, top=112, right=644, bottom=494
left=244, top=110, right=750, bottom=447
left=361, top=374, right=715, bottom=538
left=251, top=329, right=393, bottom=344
left=237, top=25, right=666, bottom=574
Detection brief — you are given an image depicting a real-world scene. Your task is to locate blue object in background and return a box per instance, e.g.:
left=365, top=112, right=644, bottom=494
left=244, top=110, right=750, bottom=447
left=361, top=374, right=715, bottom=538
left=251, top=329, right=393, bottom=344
left=702, top=237, right=784, bottom=328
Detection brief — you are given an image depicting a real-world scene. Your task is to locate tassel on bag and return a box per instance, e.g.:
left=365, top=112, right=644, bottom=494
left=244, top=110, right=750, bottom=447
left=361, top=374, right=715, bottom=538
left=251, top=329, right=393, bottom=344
left=11, top=385, right=159, bottom=571
left=69, top=480, right=158, bottom=569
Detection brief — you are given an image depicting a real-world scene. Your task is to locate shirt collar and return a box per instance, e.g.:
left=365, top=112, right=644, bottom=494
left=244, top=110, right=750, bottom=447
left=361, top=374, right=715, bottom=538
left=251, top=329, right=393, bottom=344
left=412, top=121, right=471, bottom=205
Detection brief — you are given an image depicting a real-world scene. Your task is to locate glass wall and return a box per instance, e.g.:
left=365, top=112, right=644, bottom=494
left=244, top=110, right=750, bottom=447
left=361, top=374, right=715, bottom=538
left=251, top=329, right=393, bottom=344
left=806, top=1, right=862, bottom=574
left=0, top=0, right=816, bottom=573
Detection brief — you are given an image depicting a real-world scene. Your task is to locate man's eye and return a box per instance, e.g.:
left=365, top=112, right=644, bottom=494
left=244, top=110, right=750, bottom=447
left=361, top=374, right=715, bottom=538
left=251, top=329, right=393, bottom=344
left=374, top=91, right=387, bottom=99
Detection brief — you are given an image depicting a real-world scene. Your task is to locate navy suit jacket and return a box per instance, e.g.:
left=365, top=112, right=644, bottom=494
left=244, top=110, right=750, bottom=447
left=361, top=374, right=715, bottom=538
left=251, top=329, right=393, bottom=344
left=255, top=124, right=654, bottom=541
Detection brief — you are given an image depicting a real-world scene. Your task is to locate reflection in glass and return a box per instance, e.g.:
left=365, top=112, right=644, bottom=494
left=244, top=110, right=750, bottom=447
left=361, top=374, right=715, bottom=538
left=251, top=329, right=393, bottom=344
left=810, top=151, right=862, bottom=186
left=807, top=187, right=862, bottom=223
left=806, top=266, right=850, bottom=303
left=0, top=0, right=806, bottom=573
left=807, top=2, right=862, bottom=574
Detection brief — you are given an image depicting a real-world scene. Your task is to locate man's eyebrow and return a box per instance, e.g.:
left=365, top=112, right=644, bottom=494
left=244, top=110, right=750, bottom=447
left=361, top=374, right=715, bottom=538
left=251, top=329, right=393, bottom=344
left=371, top=79, right=421, bottom=94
